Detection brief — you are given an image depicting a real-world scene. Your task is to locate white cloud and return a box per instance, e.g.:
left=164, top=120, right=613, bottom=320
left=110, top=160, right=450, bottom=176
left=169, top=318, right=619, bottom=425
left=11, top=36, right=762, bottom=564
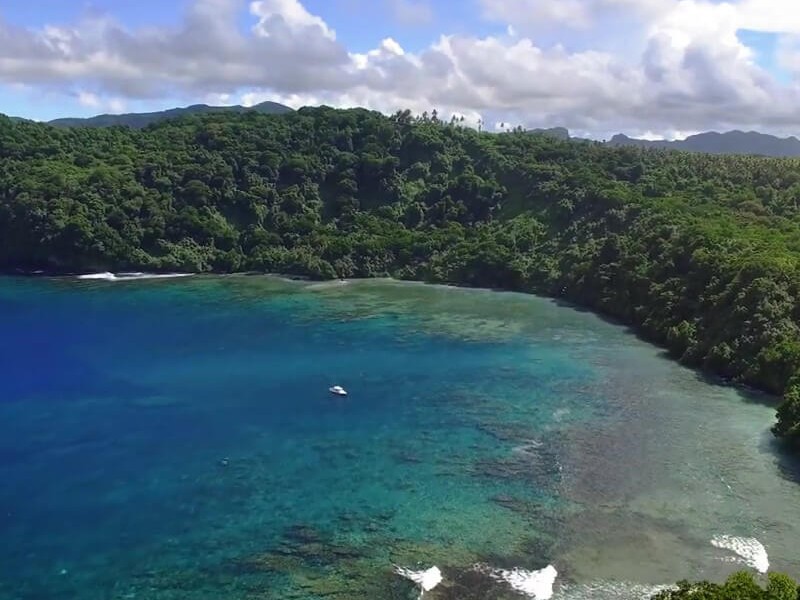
left=777, top=34, right=800, bottom=76
left=388, top=0, right=433, bottom=25
left=108, top=97, right=126, bottom=113
left=251, top=0, right=335, bottom=39
left=77, top=90, right=101, bottom=108
left=76, top=90, right=126, bottom=113
left=636, top=129, right=702, bottom=141
left=478, top=0, right=666, bottom=32
left=478, top=0, right=587, bottom=28
left=734, top=0, right=800, bottom=34
left=204, top=92, right=233, bottom=105
left=1, top=0, right=800, bottom=137
left=351, top=37, right=406, bottom=69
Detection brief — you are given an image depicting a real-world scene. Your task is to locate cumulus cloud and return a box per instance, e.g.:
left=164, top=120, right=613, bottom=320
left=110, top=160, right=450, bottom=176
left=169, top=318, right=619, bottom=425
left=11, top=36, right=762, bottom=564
left=0, top=0, right=348, bottom=97
left=777, top=34, right=800, bottom=75
left=478, top=0, right=667, bottom=37
left=1, top=0, right=800, bottom=137
left=75, top=90, right=126, bottom=113
left=388, top=0, right=433, bottom=26
left=251, top=0, right=335, bottom=39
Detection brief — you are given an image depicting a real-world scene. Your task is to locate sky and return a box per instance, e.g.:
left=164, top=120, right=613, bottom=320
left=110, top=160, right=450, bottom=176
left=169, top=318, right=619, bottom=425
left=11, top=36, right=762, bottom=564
left=1, top=0, right=800, bottom=139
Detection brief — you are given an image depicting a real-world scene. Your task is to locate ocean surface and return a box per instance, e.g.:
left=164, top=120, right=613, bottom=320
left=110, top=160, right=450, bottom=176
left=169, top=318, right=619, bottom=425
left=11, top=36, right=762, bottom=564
left=1, top=275, right=799, bottom=600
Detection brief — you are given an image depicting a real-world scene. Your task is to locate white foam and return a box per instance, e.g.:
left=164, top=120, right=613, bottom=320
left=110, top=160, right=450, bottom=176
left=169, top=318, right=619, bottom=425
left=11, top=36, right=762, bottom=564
left=394, top=565, right=442, bottom=598
left=477, top=564, right=558, bottom=600
left=711, top=535, right=769, bottom=574
left=307, top=279, right=350, bottom=290
left=512, top=439, right=544, bottom=456
left=77, top=272, right=193, bottom=281
left=553, top=408, right=571, bottom=421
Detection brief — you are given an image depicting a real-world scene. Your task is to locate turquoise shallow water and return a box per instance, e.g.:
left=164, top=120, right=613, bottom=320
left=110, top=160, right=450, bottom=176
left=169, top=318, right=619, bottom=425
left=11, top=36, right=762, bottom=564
left=1, top=275, right=799, bottom=599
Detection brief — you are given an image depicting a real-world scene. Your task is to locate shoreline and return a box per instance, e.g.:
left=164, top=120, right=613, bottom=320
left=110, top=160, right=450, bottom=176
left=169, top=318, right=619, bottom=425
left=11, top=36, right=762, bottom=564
left=1, top=269, right=782, bottom=415
left=4, top=268, right=800, bottom=594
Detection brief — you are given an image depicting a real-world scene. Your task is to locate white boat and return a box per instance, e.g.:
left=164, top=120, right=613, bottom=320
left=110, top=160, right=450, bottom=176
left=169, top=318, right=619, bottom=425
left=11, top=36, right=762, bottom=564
left=329, top=385, right=348, bottom=396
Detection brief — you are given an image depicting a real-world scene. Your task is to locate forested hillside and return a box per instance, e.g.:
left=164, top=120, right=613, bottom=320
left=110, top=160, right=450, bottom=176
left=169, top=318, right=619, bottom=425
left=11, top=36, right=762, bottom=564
left=46, top=100, right=292, bottom=129
left=2, top=107, right=800, bottom=441
left=654, top=571, right=799, bottom=600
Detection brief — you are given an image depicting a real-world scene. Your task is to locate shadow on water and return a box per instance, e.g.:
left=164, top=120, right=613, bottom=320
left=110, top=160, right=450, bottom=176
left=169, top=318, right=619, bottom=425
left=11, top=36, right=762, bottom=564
left=687, top=369, right=781, bottom=410
left=551, top=294, right=785, bottom=410
left=764, top=436, right=800, bottom=485
left=686, top=364, right=800, bottom=490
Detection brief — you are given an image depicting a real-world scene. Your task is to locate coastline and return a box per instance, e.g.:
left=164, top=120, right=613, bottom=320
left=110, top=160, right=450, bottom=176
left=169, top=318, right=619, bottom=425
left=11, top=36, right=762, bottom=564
left=4, top=268, right=783, bottom=418
left=4, top=269, right=800, bottom=596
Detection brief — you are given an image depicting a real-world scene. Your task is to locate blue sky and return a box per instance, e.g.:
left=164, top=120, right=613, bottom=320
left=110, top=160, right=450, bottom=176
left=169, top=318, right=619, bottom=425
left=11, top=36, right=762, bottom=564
left=0, top=0, right=505, bottom=120
left=4, top=1, right=171, bottom=26
left=0, top=0, right=506, bottom=52
left=737, top=29, right=787, bottom=82
left=0, top=0, right=798, bottom=138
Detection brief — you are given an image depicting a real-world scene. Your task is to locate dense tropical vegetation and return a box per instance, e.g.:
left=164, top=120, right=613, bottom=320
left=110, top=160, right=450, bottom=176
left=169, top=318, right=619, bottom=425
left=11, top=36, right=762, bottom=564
left=2, top=107, right=800, bottom=440
left=653, top=571, right=799, bottom=600
left=45, top=100, right=292, bottom=129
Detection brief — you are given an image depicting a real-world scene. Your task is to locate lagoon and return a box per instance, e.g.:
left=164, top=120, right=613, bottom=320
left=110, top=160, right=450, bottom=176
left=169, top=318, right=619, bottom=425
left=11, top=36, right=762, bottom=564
left=0, top=275, right=798, bottom=599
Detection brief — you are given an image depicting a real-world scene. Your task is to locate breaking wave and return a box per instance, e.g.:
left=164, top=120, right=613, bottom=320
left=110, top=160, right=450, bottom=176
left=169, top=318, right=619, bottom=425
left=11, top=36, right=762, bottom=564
left=512, top=439, right=544, bottom=457
left=476, top=563, right=558, bottom=600
left=711, top=535, right=769, bottom=574
left=394, top=565, right=442, bottom=598
left=306, top=279, right=350, bottom=290
left=77, top=272, right=193, bottom=281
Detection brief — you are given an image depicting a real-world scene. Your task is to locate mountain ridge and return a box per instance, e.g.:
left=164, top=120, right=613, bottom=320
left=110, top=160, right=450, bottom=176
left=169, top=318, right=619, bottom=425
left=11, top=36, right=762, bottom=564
left=4, top=101, right=800, bottom=156
left=9, top=101, right=294, bottom=129
left=502, top=126, right=800, bottom=157
left=602, top=129, right=800, bottom=157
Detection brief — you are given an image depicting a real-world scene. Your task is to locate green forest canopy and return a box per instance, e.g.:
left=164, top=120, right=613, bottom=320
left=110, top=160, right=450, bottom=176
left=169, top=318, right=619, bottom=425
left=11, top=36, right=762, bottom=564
left=2, top=106, right=800, bottom=442
left=654, top=571, right=799, bottom=600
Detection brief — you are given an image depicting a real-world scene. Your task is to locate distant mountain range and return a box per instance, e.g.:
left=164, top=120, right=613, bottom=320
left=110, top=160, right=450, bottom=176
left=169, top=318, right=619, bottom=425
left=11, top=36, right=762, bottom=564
left=5, top=102, right=800, bottom=157
left=9, top=101, right=293, bottom=129
left=528, top=127, right=571, bottom=140
left=528, top=127, right=800, bottom=157
left=605, top=131, right=800, bottom=157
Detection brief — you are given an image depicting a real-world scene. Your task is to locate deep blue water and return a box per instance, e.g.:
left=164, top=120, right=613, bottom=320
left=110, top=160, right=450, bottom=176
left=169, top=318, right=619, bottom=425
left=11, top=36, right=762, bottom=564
left=1, top=276, right=799, bottom=600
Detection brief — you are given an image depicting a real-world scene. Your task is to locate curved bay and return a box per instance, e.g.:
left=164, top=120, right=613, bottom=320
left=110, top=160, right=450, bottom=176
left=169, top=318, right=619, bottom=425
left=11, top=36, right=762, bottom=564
left=0, top=275, right=798, bottom=599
